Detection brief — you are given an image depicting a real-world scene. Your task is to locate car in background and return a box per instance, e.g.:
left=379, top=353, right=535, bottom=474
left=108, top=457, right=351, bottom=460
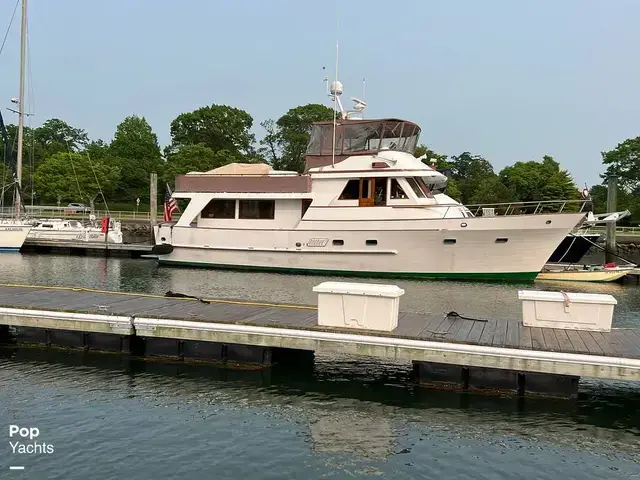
left=65, top=203, right=91, bottom=214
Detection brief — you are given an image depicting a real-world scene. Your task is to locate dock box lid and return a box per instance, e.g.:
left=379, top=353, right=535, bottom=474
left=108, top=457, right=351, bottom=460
left=517, top=290, right=617, bottom=305
left=312, top=282, right=405, bottom=298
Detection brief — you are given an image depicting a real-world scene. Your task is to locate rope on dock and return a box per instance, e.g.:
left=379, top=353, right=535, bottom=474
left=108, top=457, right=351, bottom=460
left=0, top=283, right=318, bottom=311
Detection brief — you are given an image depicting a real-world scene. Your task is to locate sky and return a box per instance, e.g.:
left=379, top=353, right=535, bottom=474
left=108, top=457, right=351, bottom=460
left=0, top=0, right=639, bottom=187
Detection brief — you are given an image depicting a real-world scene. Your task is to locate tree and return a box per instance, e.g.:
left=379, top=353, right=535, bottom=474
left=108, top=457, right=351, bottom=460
left=601, top=136, right=640, bottom=193
left=109, top=115, right=163, bottom=202
left=163, top=144, right=242, bottom=185
left=447, top=152, right=496, bottom=204
left=83, top=139, right=110, bottom=160
left=499, top=155, right=579, bottom=203
left=414, top=144, right=448, bottom=166
left=588, top=183, right=640, bottom=225
left=260, top=103, right=334, bottom=172
left=33, top=118, right=89, bottom=156
left=34, top=152, right=120, bottom=208
left=168, top=105, right=256, bottom=157
left=443, top=177, right=461, bottom=201
left=469, top=176, right=516, bottom=204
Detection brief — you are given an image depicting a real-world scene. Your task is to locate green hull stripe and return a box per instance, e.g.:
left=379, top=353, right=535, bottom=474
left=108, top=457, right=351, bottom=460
left=157, top=258, right=538, bottom=283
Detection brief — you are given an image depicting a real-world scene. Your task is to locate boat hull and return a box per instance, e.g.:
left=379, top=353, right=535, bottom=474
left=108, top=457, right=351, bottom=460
left=155, top=213, right=585, bottom=282
left=536, top=270, right=629, bottom=282
left=27, top=226, right=123, bottom=244
left=547, top=233, right=601, bottom=263
left=0, top=223, right=32, bottom=251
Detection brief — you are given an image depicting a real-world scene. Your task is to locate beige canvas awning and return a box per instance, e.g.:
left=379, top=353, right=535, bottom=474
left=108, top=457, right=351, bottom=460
left=187, top=163, right=272, bottom=176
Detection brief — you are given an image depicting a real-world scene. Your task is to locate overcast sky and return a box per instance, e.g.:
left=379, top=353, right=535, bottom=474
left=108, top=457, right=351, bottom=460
left=0, top=0, right=638, bottom=187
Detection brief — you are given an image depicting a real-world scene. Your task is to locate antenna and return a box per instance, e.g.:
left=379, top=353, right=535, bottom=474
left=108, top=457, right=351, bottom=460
left=331, top=39, right=339, bottom=168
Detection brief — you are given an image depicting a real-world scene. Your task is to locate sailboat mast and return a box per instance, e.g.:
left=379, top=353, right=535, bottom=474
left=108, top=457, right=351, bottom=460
left=14, top=0, right=27, bottom=215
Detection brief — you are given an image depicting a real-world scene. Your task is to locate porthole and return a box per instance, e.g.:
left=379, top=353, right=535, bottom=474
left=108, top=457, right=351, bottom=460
left=545, top=220, right=551, bottom=225
left=295, top=242, right=301, bottom=247
left=332, top=239, right=344, bottom=246
left=160, top=237, right=166, bottom=242
left=444, top=238, right=457, bottom=245
left=460, top=222, right=467, bottom=228
left=495, top=238, right=508, bottom=243
left=366, top=239, right=378, bottom=246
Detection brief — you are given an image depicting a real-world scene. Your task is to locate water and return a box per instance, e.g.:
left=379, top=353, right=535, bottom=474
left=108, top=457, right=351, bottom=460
left=0, top=253, right=639, bottom=478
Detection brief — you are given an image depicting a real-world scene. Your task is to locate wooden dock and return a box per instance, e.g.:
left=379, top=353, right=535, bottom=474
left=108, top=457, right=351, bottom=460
left=20, top=239, right=152, bottom=258
left=0, top=284, right=638, bottom=396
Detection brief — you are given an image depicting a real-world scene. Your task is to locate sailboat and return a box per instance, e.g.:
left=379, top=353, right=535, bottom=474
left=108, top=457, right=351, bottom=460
left=0, top=0, right=32, bottom=251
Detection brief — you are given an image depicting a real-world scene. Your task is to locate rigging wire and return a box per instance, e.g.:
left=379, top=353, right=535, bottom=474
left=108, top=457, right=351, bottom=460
left=84, top=150, right=111, bottom=216
left=65, top=140, right=85, bottom=212
left=0, top=0, right=20, bottom=58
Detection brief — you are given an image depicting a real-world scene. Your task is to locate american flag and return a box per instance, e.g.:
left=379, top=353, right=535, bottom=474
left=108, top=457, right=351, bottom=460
left=164, top=184, right=177, bottom=222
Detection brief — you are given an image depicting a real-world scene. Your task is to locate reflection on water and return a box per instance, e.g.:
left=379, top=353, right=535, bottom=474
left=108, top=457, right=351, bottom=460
left=1, top=252, right=640, bottom=477
left=3, top=252, right=640, bottom=327
left=0, top=347, right=638, bottom=479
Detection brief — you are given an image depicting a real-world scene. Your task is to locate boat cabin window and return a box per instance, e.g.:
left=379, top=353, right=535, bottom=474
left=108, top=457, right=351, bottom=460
left=339, top=179, right=360, bottom=200
left=390, top=179, right=408, bottom=199
left=301, top=199, right=312, bottom=217
left=374, top=178, right=387, bottom=206
left=202, top=199, right=236, bottom=219
left=414, top=177, right=434, bottom=198
left=239, top=200, right=275, bottom=220
left=379, top=121, right=418, bottom=152
left=406, top=178, right=425, bottom=198
left=343, top=123, right=382, bottom=153
left=306, top=120, right=420, bottom=156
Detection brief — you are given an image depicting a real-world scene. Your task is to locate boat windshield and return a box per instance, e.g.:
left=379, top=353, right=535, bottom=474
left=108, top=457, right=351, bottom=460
left=306, top=120, right=420, bottom=156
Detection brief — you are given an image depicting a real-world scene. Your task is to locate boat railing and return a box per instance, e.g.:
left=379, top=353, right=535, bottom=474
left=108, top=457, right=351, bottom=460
left=0, top=207, right=182, bottom=222
left=460, top=199, right=590, bottom=217
left=587, top=225, right=640, bottom=234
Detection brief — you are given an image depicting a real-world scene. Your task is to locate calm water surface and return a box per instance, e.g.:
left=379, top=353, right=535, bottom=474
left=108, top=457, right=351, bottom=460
left=0, top=252, right=639, bottom=479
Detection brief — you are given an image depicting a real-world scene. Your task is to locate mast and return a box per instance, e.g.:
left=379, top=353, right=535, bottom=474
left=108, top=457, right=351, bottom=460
left=14, top=0, right=27, bottom=215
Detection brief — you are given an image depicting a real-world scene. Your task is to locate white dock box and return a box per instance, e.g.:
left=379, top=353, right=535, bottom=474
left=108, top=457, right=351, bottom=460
left=312, top=282, right=405, bottom=332
left=518, top=290, right=617, bottom=332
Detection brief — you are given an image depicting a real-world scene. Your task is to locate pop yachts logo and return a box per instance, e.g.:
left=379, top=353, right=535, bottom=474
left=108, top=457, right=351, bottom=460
left=9, top=425, right=54, bottom=454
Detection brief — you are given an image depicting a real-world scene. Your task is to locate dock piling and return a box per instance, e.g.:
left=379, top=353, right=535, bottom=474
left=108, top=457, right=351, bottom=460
left=605, top=175, right=618, bottom=264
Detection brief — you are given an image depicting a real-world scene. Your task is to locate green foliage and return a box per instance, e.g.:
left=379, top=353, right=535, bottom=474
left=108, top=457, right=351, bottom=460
left=83, top=140, right=110, bottom=160
left=444, top=177, right=461, bottom=201
left=260, top=104, right=334, bottom=172
left=168, top=105, right=256, bottom=157
left=601, top=136, right=640, bottom=193
left=108, top=115, right=163, bottom=202
left=588, top=183, right=640, bottom=225
left=414, top=144, right=448, bottom=166
left=448, top=152, right=496, bottom=204
left=33, top=118, right=88, bottom=156
left=469, top=176, right=516, bottom=204
left=499, top=155, right=578, bottom=202
left=33, top=152, right=120, bottom=207
left=163, top=144, right=242, bottom=185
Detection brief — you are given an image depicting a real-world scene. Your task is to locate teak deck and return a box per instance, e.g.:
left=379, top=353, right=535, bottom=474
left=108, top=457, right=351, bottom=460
left=0, top=284, right=638, bottom=360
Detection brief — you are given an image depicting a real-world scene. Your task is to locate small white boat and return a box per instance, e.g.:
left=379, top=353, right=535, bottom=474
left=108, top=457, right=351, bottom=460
left=27, top=218, right=123, bottom=244
left=0, top=218, right=32, bottom=252
left=537, top=263, right=635, bottom=282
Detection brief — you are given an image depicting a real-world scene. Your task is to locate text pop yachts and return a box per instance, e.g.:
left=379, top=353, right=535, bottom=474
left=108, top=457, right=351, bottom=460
left=9, top=425, right=54, bottom=454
